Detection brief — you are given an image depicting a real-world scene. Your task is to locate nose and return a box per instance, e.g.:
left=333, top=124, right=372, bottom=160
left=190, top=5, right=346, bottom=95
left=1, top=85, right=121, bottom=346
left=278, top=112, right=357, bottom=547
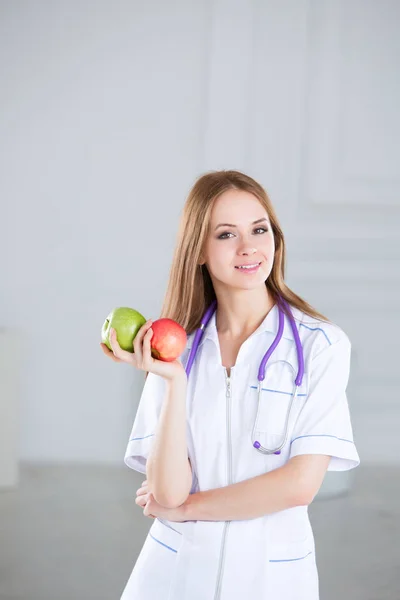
left=236, top=231, right=259, bottom=257
left=238, top=245, right=257, bottom=256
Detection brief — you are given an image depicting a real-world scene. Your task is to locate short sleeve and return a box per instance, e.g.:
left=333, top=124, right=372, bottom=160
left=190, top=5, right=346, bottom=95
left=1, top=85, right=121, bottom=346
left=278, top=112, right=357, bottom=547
left=289, top=333, right=360, bottom=471
left=124, top=372, right=167, bottom=474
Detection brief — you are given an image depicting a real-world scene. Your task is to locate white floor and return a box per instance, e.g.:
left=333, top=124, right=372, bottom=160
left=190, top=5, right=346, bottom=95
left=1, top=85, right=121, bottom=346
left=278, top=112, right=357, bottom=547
left=0, top=464, right=399, bottom=600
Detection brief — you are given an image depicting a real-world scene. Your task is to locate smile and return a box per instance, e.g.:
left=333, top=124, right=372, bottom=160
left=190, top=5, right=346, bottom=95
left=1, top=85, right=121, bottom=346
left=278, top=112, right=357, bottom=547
left=234, top=262, right=262, bottom=273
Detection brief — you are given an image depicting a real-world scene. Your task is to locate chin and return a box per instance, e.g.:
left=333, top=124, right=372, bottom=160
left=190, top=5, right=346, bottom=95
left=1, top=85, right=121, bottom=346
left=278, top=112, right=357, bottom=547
left=211, top=267, right=269, bottom=292
left=230, top=279, right=266, bottom=291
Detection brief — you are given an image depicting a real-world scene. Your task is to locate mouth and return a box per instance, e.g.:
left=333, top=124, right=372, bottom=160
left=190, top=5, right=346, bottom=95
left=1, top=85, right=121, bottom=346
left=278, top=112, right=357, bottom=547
left=234, top=261, right=262, bottom=274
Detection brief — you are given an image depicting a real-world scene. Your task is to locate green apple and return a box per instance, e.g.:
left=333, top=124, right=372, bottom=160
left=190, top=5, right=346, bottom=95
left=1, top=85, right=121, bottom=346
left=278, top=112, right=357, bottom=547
left=101, top=307, right=147, bottom=353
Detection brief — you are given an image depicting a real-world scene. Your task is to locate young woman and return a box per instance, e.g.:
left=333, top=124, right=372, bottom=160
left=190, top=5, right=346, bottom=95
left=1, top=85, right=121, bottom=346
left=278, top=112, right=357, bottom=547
left=101, top=170, right=360, bottom=600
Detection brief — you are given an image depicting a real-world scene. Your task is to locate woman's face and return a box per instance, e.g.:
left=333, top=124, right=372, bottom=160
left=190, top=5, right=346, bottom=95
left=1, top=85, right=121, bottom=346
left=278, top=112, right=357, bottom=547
left=201, top=189, right=275, bottom=292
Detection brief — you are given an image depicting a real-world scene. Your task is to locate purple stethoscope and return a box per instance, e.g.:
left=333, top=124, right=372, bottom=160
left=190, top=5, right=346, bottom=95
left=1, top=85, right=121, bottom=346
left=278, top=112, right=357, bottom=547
left=185, top=297, right=304, bottom=455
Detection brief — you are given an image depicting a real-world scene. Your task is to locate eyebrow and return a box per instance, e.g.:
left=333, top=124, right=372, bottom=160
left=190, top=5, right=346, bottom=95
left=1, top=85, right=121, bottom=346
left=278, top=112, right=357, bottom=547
left=214, top=217, right=269, bottom=231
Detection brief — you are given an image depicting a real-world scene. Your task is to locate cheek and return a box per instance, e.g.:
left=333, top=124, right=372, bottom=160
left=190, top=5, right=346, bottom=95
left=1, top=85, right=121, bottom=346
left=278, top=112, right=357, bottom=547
left=265, top=235, right=275, bottom=255
left=207, top=240, right=230, bottom=265
left=205, top=245, right=234, bottom=281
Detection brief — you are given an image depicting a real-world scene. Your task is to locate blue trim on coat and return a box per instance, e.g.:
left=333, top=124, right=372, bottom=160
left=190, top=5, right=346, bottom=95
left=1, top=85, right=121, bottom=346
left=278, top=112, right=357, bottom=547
left=269, top=551, right=313, bottom=563
left=250, top=386, right=307, bottom=397
left=299, top=323, right=332, bottom=345
left=291, top=434, right=354, bottom=445
left=149, top=533, right=177, bottom=553
left=129, top=433, right=155, bottom=442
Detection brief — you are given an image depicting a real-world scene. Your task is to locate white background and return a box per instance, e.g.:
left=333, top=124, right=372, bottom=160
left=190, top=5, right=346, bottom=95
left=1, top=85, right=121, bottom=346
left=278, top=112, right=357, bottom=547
left=1, top=0, right=399, bottom=467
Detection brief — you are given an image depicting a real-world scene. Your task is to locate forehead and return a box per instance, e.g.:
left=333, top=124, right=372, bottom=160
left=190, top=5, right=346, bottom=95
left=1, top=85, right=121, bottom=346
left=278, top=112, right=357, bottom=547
left=210, top=189, right=269, bottom=223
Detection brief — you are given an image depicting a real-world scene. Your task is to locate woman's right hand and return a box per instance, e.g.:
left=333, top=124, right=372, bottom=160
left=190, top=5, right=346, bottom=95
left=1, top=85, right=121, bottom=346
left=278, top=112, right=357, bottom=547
left=99, top=319, right=187, bottom=382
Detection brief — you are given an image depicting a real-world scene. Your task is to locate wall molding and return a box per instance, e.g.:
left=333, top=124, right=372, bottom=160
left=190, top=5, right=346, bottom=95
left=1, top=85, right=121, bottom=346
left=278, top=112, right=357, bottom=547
left=299, top=0, right=400, bottom=210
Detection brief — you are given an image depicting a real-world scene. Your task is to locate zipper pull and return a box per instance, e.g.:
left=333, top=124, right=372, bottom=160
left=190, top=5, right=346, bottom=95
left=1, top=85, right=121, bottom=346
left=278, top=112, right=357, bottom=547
left=226, top=376, right=231, bottom=398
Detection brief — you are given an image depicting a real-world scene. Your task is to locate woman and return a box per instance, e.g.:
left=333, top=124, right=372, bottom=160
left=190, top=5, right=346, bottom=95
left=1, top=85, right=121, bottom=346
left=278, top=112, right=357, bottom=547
left=101, top=170, right=360, bottom=600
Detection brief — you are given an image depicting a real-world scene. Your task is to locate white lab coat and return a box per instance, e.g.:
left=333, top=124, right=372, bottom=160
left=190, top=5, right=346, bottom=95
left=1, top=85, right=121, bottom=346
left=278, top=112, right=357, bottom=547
left=121, top=304, right=360, bottom=600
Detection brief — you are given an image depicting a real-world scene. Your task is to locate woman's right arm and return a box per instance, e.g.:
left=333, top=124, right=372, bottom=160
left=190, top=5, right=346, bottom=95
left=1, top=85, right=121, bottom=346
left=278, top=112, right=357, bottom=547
left=100, top=319, right=193, bottom=509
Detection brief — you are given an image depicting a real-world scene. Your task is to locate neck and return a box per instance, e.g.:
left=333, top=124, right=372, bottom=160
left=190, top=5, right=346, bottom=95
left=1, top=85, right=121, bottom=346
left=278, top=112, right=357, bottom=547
left=215, top=287, right=275, bottom=338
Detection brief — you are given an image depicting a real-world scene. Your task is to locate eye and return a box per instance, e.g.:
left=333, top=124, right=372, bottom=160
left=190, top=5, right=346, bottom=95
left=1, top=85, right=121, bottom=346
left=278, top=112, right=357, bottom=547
left=217, top=227, right=268, bottom=240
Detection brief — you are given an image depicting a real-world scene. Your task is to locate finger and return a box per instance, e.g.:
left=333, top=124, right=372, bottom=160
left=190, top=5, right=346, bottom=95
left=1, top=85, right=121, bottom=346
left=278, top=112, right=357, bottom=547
left=100, top=342, right=124, bottom=363
left=109, top=329, right=137, bottom=365
left=100, top=343, right=123, bottom=363
left=143, top=497, right=155, bottom=518
left=108, top=328, right=120, bottom=354
left=135, top=491, right=149, bottom=503
left=136, top=492, right=151, bottom=507
left=142, top=327, right=154, bottom=370
left=133, top=320, right=153, bottom=365
left=136, top=486, right=148, bottom=496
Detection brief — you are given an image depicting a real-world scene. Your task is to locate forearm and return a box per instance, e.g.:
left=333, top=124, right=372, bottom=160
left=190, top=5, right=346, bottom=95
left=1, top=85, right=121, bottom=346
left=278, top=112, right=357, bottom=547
left=183, top=463, right=308, bottom=522
left=146, top=374, right=191, bottom=508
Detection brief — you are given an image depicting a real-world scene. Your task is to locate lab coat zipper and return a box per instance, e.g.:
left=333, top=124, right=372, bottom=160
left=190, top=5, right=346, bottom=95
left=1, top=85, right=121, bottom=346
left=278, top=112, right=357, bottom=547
left=214, top=367, right=233, bottom=600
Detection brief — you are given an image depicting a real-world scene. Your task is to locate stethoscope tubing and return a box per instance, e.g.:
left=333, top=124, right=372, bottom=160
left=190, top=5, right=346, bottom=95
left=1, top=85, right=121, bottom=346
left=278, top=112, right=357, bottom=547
left=185, top=297, right=304, bottom=455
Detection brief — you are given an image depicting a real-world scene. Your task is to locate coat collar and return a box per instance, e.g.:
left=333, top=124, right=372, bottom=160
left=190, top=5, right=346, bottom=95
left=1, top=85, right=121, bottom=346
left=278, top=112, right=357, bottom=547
left=186, top=303, right=297, bottom=350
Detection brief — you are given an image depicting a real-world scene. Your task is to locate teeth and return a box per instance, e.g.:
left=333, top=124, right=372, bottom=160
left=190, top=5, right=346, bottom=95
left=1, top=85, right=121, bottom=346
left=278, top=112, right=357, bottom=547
left=237, top=263, right=259, bottom=269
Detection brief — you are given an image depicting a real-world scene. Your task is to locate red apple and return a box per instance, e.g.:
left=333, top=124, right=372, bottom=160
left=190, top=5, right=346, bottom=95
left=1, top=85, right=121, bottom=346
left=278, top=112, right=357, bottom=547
left=150, top=318, right=187, bottom=362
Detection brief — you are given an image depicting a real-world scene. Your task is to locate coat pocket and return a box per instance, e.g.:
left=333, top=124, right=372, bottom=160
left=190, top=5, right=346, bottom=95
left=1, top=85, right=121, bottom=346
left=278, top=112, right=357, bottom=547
left=267, top=537, right=318, bottom=600
left=148, top=518, right=184, bottom=554
left=253, top=387, right=294, bottom=436
left=250, top=361, right=308, bottom=438
left=120, top=519, right=184, bottom=600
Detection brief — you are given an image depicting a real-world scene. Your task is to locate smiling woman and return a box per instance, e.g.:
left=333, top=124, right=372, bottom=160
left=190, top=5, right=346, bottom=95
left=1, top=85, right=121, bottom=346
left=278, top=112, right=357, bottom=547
left=121, top=170, right=360, bottom=600
left=204, top=193, right=274, bottom=295
left=160, top=171, right=330, bottom=337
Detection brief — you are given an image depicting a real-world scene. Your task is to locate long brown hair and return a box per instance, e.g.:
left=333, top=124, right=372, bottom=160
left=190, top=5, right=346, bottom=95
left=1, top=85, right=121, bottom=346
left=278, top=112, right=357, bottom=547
left=160, top=169, right=329, bottom=333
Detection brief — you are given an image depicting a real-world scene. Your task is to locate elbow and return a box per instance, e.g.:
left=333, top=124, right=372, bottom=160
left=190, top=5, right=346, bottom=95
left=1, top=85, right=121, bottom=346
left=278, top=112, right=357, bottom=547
left=148, top=483, right=173, bottom=508
left=151, top=477, right=191, bottom=509
left=294, top=484, right=317, bottom=507
left=153, top=489, right=189, bottom=509
left=146, top=474, right=177, bottom=508
left=150, top=463, right=193, bottom=509
left=295, top=492, right=313, bottom=507
left=286, top=455, right=331, bottom=507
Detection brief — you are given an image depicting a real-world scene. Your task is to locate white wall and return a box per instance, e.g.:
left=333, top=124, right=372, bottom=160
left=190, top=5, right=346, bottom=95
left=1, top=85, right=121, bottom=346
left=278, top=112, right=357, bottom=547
left=1, top=0, right=399, bottom=467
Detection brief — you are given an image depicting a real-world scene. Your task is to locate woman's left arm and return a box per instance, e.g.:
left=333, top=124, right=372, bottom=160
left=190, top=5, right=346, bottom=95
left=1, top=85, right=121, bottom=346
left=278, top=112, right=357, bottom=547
left=182, top=454, right=331, bottom=522
left=136, top=454, right=330, bottom=521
